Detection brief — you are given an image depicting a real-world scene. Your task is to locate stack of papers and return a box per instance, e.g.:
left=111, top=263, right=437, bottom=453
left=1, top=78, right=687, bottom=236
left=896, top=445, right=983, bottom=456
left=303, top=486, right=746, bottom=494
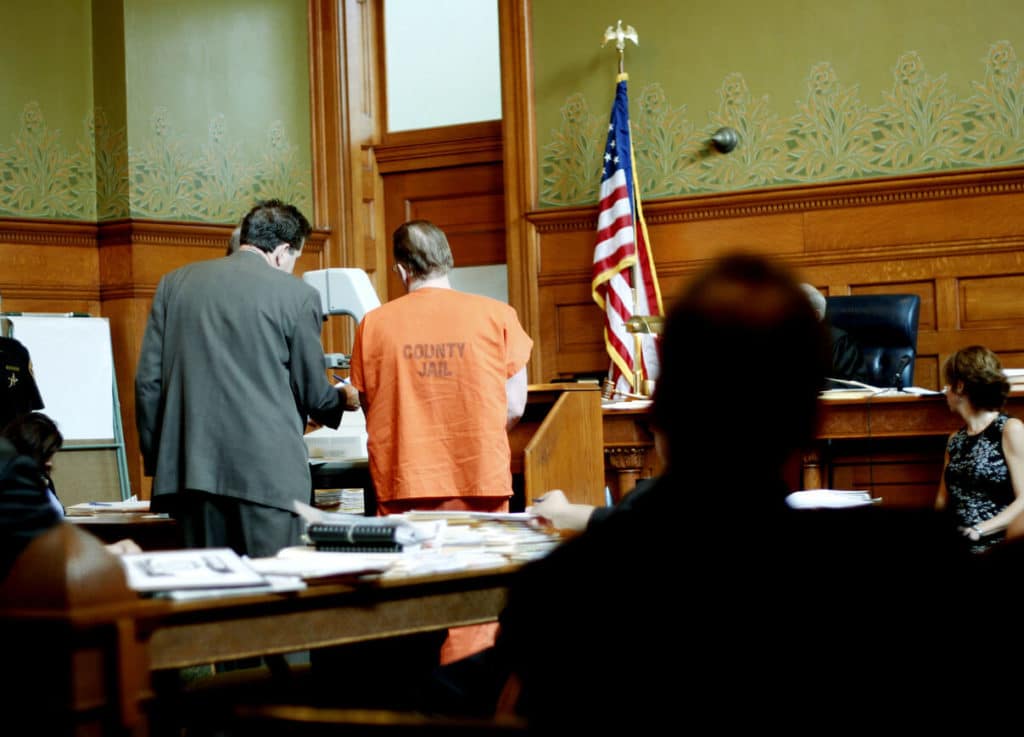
left=120, top=548, right=268, bottom=593
left=248, top=547, right=396, bottom=583
left=159, top=576, right=306, bottom=601
left=313, top=488, right=364, bottom=514
left=785, top=489, right=880, bottom=509
left=403, top=511, right=562, bottom=562
left=66, top=497, right=150, bottom=516
left=820, top=386, right=943, bottom=399
left=1004, top=368, right=1024, bottom=386
left=601, top=399, right=653, bottom=411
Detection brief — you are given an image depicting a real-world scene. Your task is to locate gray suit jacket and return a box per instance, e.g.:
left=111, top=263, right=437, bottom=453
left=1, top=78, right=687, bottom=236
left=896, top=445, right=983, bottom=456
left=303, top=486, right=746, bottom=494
left=135, top=250, right=344, bottom=511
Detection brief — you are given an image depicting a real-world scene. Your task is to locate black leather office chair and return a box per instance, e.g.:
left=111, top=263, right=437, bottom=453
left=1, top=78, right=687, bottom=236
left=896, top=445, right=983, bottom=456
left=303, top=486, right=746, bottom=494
left=824, top=294, right=921, bottom=389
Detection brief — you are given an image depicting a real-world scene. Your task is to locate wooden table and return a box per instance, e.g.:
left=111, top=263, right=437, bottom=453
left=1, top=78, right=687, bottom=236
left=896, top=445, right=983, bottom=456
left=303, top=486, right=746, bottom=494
left=138, top=565, right=516, bottom=670
left=601, top=389, right=1024, bottom=506
left=0, top=522, right=519, bottom=737
left=68, top=512, right=182, bottom=550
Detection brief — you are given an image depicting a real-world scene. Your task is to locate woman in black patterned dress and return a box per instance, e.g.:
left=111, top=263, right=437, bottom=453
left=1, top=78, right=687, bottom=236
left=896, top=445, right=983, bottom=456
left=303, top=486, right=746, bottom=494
left=936, top=345, right=1024, bottom=552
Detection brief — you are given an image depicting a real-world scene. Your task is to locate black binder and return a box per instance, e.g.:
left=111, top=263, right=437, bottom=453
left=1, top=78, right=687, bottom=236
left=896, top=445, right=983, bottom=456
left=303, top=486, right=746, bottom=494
left=307, top=522, right=404, bottom=552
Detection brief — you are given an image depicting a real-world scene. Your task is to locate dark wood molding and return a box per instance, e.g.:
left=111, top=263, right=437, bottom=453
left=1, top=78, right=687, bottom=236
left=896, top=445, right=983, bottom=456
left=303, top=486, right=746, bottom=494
left=375, top=120, right=504, bottom=173
left=0, top=218, right=97, bottom=247
left=528, top=165, right=1024, bottom=386
left=526, top=164, right=1024, bottom=232
left=307, top=0, right=348, bottom=258
left=380, top=119, right=503, bottom=147
left=96, top=219, right=237, bottom=248
left=307, top=0, right=386, bottom=357
left=0, top=284, right=98, bottom=301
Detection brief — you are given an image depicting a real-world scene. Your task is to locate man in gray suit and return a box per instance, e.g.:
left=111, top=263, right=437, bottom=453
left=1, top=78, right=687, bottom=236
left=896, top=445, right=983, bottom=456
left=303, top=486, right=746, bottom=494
left=135, top=200, right=359, bottom=557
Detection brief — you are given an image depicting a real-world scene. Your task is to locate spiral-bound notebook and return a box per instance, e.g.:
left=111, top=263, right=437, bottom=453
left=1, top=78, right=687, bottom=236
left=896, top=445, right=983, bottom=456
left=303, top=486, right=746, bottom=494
left=307, top=522, right=405, bottom=552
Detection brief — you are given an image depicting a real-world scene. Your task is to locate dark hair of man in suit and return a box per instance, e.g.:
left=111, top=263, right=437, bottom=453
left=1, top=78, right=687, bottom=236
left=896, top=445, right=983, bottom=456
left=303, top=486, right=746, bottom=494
left=240, top=199, right=312, bottom=255
left=392, top=220, right=454, bottom=281
left=652, top=252, right=830, bottom=475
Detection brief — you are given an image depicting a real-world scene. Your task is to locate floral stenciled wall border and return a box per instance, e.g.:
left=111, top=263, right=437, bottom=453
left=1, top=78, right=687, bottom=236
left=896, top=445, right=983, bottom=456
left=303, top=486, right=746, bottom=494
left=0, top=103, right=311, bottom=222
left=541, top=41, right=1024, bottom=206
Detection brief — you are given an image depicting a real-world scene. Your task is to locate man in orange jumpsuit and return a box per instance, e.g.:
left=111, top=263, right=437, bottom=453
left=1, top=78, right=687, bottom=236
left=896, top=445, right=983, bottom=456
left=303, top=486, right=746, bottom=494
left=350, top=219, right=532, bottom=662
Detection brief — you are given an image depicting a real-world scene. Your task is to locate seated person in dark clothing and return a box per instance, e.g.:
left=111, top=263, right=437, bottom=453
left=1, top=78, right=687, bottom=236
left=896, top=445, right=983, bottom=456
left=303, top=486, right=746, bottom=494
left=427, top=254, right=983, bottom=733
left=0, top=437, right=61, bottom=580
left=2, top=411, right=64, bottom=516
left=801, top=282, right=867, bottom=386
left=1, top=412, right=140, bottom=556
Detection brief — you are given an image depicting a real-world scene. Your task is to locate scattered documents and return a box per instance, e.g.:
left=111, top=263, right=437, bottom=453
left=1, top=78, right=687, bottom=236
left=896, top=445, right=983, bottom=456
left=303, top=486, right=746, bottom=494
left=314, top=488, right=365, bottom=514
left=1004, top=368, right=1024, bottom=386
left=120, top=548, right=268, bottom=593
left=819, top=387, right=879, bottom=399
left=402, top=510, right=537, bottom=524
left=403, top=510, right=561, bottom=562
left=66, top=496, right=150, bottom=515
left=601, top=399, right=653, bottom=411
left=785, top=489, right=880, bottom=509
left=820, top=382, right=943, bottom=399
left=304, top=415, right=368, bottom=460
left=248, top=547, right=397, bottom=583
left=158, top=576, right=305, bottom=601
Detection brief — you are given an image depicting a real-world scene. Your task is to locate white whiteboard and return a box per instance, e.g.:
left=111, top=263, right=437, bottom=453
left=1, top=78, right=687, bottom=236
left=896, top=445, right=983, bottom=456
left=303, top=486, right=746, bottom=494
left=9, top=316, right=115, bottom=440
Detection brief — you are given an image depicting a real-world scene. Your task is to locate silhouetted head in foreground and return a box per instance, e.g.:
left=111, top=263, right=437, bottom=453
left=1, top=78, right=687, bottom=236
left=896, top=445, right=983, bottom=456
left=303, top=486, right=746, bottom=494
left=653, top=253, right=829, bottom=476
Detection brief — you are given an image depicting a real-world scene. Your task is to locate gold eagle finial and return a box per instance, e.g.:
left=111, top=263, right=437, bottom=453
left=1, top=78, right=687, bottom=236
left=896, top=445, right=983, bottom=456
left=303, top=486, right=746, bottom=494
left=602, top=19, right=638, bottom=51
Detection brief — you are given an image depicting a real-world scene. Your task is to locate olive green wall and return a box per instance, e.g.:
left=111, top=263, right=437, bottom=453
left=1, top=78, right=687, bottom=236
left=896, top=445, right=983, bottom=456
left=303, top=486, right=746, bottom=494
left=533, top=0, right=1024, bottom=206
left=93, top=0, right=130, bottom=220
left=0, top=0, right=97, bottom=219
left=0, top=0, right=313, bottom=223
left=123, top=0, right=312, bottom=222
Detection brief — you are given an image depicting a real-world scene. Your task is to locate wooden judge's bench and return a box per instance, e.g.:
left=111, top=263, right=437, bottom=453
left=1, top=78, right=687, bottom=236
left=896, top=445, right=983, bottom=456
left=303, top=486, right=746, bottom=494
left=601, top=389, right=1024, bottom=507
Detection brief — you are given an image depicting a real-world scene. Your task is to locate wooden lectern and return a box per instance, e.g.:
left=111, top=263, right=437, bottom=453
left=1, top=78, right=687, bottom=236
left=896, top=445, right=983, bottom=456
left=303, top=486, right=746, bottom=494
left=508, top=384, right=605, bottom=508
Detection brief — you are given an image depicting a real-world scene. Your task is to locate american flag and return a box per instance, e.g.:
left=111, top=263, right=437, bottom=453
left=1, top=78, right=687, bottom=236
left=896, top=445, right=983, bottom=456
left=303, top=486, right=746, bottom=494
left=591, top=74, right=662, bottom=397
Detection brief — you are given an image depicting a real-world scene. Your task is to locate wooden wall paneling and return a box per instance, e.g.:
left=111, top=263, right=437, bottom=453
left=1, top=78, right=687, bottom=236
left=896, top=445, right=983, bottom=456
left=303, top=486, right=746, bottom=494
left=412, top=192, right=506, bottom=267
left=0, top=219, right=100, bottom=312
left=308, top=0, right=387, bottom=360
left=378, top=150, right=505, bottom=300
left=803, top=195, right=1024, bottom=254
left=538, top=281, right=602, bottom=380
left=1000, top=352, right=1024, bottom=366
left=960, top=273, right=1024, bottom=327
left=649, top=211, right=806, bottom=261
left=526, top=166, right=1024, bottom=390
left=308, top=0, right=349, bottom=252
left=344, top=0, right=386, bottom=314
left=375, top=121, right=504, bottom=172
left=498, top=0, right=541, bottom=382
left=829, top=438, right=947, bottom=508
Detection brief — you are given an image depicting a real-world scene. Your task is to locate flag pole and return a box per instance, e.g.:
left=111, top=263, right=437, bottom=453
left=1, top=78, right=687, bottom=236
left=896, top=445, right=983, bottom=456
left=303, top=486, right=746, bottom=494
left=602, top=20, right=645, bottom=394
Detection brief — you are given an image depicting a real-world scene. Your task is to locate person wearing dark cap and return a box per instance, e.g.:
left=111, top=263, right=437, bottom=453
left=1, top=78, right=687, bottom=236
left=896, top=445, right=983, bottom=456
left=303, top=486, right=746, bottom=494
left=0, top=334, right=45, bottom=430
